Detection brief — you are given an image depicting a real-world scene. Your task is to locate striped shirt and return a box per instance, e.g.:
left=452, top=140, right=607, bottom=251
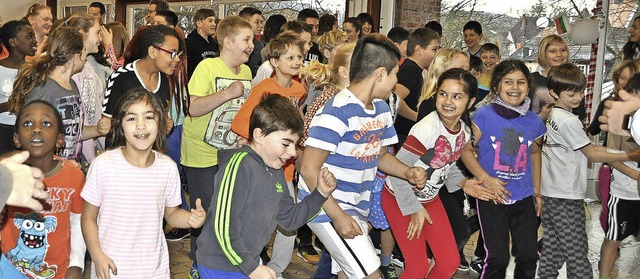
left=298, top=88, right=397, bottom=223
left=81, top=148, right=181, bottom=278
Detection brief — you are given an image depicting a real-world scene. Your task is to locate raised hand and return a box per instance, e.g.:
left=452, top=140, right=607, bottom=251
left=188, top=198, right=206, bottom=229
left=227, top=81, right=245, bottom=99
left=100, top=25, right=113, bottom=48
left=407, top=207, right=431, bottom=240
left=2, top=151, right=48, bottom=212
left=316, top=167, right=337, bottom=198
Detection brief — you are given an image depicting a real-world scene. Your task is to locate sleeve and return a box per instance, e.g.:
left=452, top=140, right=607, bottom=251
left=186, top=39, right=198, bottom=79
left=231, top=83, right=265, bottom=139
left=213, top=155, right=259, bottom=275
left=80, top=158, right=104, bottom=207
left=188, top=61, right=215, bottom=97
left=102, top=70, right=127, bottom=117
left=0, top=164, right=12, bottom=212
left=397, top=64, right=420, bottom=93
left=444, top=163, right=465, bottom=193
left=164, top=159, right=182, bottom=208
left=533, top=113, right=548, bottom=139
left=68, top=212, right=86, bottom=269
left=386, top=131, right=428, bottom=216
left=252, top=62, right=273, bottom=86
left=276, top=185, right=327, bottom=231
left=471, top=106, right=488, bottom=132
left=588, top=101, right=606, bottom=136
left=561, top=116, right=592, bottom=151
left=305, top=106, right=348, bottom=152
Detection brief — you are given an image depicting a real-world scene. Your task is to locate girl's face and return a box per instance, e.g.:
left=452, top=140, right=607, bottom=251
left=362, top=21, right=372, bottom=36
left=300, top=31, right=312, bottom=56
left=83, top=22, right=102, bottom=54
left=448, top=54, right=470, bottom=71
left=618, top=67, right=633, bottom=90
left=436, top=79, right=473, bottom=125
left=153, top=35, right=182, bottom=75
left=544, top=42, right=569, bottom=68
left=122, top=101, right=158, bottom=153
left=629, top=19, right=640, bottom=42
left=13, top=103, right=63, bottom=159
left=496, top=70, right=529, bottom=107
left=29, top=9, right=53, bottom=37
left=13, top=25, right=38, bottom=57
left=343, top=22, right=360, bottom=42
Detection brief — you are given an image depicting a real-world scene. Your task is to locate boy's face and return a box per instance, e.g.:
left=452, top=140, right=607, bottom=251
left=153, top=15, right=171, bottom=27
left=197, top=16, right=217, bottom=37
left=305, top=17, right=320, bottom=37
left=480, top=51, right=500, bottom=72
left=417, top=39, right=440, bottom=69
left=226, top=28, right=255, bottom=64
left=551, top=89, right=584, bottom=111
left=449, top=54, right=470, bottom=71
left=300, top=31, right=312, bottom=56
left=271, top=46, right=304, bottom=78
left=343, top=22, right=359, bottom=42
left=146, top=4, right=157, bottom=25
left=14, top=103, right=63, bottom=159
left=373, top=64, right=400, bottom=99
left=256, top=129, right=299, bottom=169
left=463, top=29, right=482, bottom=49
left=247, top=14, right=264, bottom=36
left=394, top=39, right=408, bottom=57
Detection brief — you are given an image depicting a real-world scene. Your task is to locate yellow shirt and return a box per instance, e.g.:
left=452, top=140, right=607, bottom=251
left=478, top=72, right=492, bottom=90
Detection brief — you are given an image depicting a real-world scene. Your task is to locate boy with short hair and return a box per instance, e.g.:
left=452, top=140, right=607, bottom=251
left=394, top=28, right=440, bottom=147
left=182, top=15, right=254, bottom=277
left=239, top=7, right=264, bottom=77
left=469, top=55, right=490, bottom=106
left=463, top=20, right=483, bottom=57
left=478, top=43, right=500, bottom=93
left=387, top=26, right=410, bottom=60
left=297, top=8, right=322, bottom=64
left=154, top=10, right=178, bottom=28
left=298, top=33, right=427, bottom=279
left=196, top=94, right=336, bottom=279
left=186, top=8, right=219, bottom=78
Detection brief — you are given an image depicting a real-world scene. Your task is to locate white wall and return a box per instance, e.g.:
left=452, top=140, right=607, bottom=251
left=0, top=0, right=45, bottom=24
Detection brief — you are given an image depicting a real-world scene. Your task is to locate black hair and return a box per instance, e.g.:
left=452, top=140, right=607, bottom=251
left=349, top=33, right=400, bottom=83
left=623, top=16, right=640, bottom=61
left=0, top=20, right=32, bottom=53
left=463, top=20, right=482, bottom=35
left=357, top=13, right=375, bottom=32
left=490, top=60, right=534, bottom=100
left=469, top=55, right=483, bottom=73
left=344, top=17, right=362, bottom=36
left=194, top=8, right=216, bottom=22
left=125, top=25, right=184, bottom=64
left=480, top=43, right=499, bottom=55
left=156, top=10, right=178, bottom=27
left=547, top=63, right=587, bottom=95
left=280, top=21, right=311, bottom=34
left=406, top=28, right=439, bottom=57
left=625, top=72, right=640, bottom=93
left=297, top=8, right=320, bottom=21
left=264, top=14, right=287, bottom=43
left=110, top=88, right=167, bottom=152
left=249, top=94, right=304, bottom=141
left=89, top=2, right=106, bottom=15
left=387, top=27, right=409, bottom=44
left=239, top=7, right=262, bottom=18
left=14, top=100, right=64, bottom=135
left=436, top=68, right=478, bottom=137
left=424, top=21, right=443, bottom=37
left=151, top=0, right=169, bottom=12
left=318, top=14, right=337, bottom=37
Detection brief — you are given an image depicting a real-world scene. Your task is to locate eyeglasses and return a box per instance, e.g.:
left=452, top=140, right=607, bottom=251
left=154, top=46, right=183, bottom=59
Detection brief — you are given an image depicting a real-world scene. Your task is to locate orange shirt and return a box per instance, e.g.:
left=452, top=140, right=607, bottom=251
left=231, top=77, right=306, bottom=182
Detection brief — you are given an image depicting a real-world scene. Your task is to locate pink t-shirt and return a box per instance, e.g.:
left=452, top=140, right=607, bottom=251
left=81, top=148, right=181, bottom=278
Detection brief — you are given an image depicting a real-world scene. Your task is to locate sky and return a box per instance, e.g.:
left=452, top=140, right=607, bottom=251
left=443, top=0, right=597, bottom=18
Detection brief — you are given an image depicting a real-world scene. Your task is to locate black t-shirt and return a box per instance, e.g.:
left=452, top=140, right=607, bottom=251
left=304, top=42, right=322, bottom=66
left=246, top=38, right=264, bottom=77
left=103, top=60, right=170, bottom=117
left=394, top=58, right=424, bottom=137
left=186, top=30, right=219, bottom=79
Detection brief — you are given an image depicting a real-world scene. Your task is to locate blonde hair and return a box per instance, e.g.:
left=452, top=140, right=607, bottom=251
left=300, top=42, right=356, bottom=89
left=417, top=48, right=468, bottom=108
left=317, top=29, right=349, bottom=52
left=536, top=35, right=567, bottom=69
left=216, top=15, right=252, bottom=46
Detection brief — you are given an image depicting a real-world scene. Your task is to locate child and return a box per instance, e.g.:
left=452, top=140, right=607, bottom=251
left=386, top=27, right=410, bottom=60
left=394, top=28, right=440, bottom=147
left=478, top=43, right=500, bottom=94
left=81, top=89, right=206, bottom=278
left=384, top=68, right=481, bottom=278
left=468, top=55, right=490, bottom=106
left=599, top=73, right=640, bottom=278
left=460, top=60, right=545, bottom=279
left=297, top=9, right=322, bottom=64
left=463, top=21, right=483, bottom=57
left=239, top=7, right=264, bottom=77
left=195, top=94, right=336, bottom=278
left=343, top=17, right=362, bottom=43
left=230, top=31, right=307, bottom=276
left=531, top=35, right=569, bottom=115
left=539, top=64, right=640, bottom=278
left=181, top=15, right=253, bottom=272
left=1, top=101, right=85, bottom=279
left=298, top=33, right=426, bottom=279
left=186, top=8, right=219, bottom=79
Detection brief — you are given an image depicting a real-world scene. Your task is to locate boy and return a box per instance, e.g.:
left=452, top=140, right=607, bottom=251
left=181, top=15, right=253, bottom=277
left=393, top=28, right=440, bottom=148
left=298, top=33, right=427, bottom=279
left=539, top=63, right=640, bottom=278
left=386, top=26, right=409, bottom=60
left=186, top=8, right=219, bottom=79
left=463, top=21, right=483, bottom=57
left=154, top=10, right=178, bottom=28
left=196, top=94, right=336, bottom=278
left=478, top=43, right=500, bottom=94
left=239, top=7, right=264, bottom=77
left=297, top=8, right=322, bottom=64
left=1, top=101, right=85, bottom=279
left=230, top=32, right=307, bottom=275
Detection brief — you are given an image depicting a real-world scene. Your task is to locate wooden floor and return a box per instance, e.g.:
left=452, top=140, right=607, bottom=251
left=169, top=203, right=640, bottom=278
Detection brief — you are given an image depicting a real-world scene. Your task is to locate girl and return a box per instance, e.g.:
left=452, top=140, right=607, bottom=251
left=460, top=60, right=546, bottom=279
left=8, top=27, right=106, bottom=161
left=23, top=3, right=53, bottom=60
left=357, top=13, right=375, bottom=36
left=342, top=17, right=362, bottom=43
left=318, top=14, right=338, bottom=37
left=416, top=48, right=470, bottom=121
left=0, top=21, right=37, bottom=154
left=102, top=22, right=129, bottom=71
left=81, top=88, right=206, bottom=278
left=622, top=16, right=640, bottom=61
left=531, top=35, right=569, bottom=115
left=382, top=68, right=480, bottom=278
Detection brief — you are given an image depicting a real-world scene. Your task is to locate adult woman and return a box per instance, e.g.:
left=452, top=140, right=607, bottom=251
left=23, top=3, right=53, bottom=59
left=622, top=16, right=640, bottom=61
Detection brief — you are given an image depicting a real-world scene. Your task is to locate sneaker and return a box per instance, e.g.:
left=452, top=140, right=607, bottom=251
left=260, top=247, right=271, bottom=264
left=188, top=261, right=200, bottom=279
left=470, top=256, right=483, bottom=274
left=297, top=244, right=320, bottom=264
left=390, top=255, right=404, bottom=268
left=380, top=264, right=398, bottom=279
left=458, top=257, right=470, bottom=271
left=165, top=228, right=190, bottom=242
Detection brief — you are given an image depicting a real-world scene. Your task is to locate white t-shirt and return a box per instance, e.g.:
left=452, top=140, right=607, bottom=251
left=0, top=65, right=18, bottom=125
left=607, top=132, right=640, bottom=200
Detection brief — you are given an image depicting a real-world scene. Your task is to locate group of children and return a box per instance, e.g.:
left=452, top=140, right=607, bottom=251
left=2, top=3, right=640, bottom=279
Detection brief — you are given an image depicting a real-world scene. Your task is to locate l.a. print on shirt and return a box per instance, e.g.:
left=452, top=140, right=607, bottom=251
left=203, top=77, right=252, bottom=149
left=490, top=127, right=532, bottom=180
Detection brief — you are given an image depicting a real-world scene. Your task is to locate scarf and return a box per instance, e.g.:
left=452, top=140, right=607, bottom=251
left=491, top=95, right=531, bottom=119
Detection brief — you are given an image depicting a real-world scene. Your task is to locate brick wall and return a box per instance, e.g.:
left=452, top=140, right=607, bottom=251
left=395, top=0, right=441, bottom=30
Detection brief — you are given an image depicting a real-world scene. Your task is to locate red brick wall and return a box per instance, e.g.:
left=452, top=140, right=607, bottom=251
left=395, top=0, right=441, bottom=29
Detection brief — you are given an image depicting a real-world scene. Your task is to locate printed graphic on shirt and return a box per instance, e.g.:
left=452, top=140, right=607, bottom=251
left=414, top=133, right=466, bottom=201
left=56, top=95, right=82, bottom=159
left=204, top=78, right=252, bottom=149
left=349, top=119, right=385, bottom=163
left=491, top=127, right=532, bottom=180
left=6, top=212, right=58, bottom=279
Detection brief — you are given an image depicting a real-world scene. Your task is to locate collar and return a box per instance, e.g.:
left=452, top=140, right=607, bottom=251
left=491, top=96, right=531, bottom=119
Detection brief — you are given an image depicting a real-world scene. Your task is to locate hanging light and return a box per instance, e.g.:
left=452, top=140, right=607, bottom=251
left=570, top=18, right=599, bottom=45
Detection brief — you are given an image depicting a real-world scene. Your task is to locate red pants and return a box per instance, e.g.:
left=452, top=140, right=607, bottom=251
left=382, top=188, right=459, bottom=278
